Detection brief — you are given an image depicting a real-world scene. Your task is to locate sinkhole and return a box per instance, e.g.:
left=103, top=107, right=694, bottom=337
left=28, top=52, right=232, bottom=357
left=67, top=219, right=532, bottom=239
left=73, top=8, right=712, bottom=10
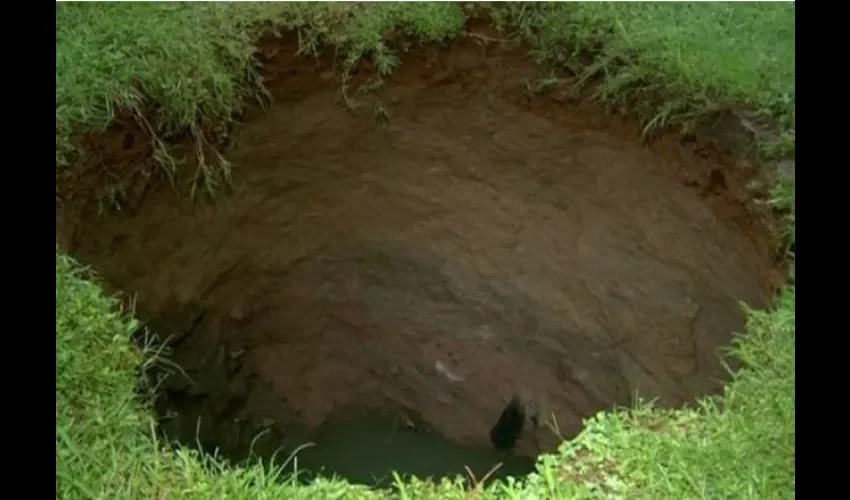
left=56, top=33, right=784, bottom=487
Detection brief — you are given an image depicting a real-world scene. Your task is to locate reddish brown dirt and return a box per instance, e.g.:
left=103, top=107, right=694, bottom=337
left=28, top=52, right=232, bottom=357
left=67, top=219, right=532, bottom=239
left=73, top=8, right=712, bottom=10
left=56, top=31, right=784, bottom=460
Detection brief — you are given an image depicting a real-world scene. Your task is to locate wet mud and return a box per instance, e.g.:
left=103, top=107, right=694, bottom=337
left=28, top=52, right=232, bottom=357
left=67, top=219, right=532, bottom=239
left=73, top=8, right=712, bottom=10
left=56, top=29, right=784, bottom=481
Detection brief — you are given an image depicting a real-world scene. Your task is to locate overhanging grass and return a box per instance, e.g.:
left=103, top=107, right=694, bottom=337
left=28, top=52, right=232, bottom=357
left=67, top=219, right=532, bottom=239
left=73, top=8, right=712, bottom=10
left=56, top=2, right=794, bottom=176
left=491, top=2, right=794, bottom=156
left=56, top=2, right=794, bottom=499
left=55, top=2, right=466, bottom=187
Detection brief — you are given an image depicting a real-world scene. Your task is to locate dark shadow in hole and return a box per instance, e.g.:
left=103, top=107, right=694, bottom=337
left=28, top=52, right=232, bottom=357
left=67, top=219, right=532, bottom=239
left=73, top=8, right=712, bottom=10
left=490, top=397, right=525, bottom=450
left=145, top=367, right=538, bottom=489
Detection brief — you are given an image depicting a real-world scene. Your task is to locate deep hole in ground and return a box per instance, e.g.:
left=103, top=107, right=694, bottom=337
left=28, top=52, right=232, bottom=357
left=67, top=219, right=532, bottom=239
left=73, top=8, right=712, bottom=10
left=56, top=27, right=786, bottom=487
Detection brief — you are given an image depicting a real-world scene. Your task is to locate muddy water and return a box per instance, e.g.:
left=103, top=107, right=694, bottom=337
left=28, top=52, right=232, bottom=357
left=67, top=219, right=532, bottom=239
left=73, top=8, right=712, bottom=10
left=181, top=409, right=534, bottom=486
left=57, top=38, right=781, bottom=481
left=290, top=414, right=534, bottom=486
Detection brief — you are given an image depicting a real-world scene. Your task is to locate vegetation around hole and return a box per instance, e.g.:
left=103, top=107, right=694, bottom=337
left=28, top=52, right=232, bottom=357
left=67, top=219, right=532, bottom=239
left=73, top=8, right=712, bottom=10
left=56, top=3, right=794, bottom=499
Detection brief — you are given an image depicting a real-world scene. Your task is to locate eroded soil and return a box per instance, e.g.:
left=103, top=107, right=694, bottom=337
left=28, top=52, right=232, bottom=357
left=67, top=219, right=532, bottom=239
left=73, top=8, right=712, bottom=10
left=56, top=30, right=784, bottom=463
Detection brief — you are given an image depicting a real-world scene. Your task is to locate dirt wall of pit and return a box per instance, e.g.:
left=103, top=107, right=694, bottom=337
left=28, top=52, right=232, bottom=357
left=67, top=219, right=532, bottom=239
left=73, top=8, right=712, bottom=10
left=56, top=28, right=785, bottom=460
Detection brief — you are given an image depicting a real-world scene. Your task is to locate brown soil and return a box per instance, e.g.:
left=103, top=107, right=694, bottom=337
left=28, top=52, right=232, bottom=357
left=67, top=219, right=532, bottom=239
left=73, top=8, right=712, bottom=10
left=56, top=27, right=784, bottom=461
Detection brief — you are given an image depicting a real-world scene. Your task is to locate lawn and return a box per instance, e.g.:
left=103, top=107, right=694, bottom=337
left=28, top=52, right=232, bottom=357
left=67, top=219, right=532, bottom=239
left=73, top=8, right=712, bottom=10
left=56, top=3, right=795, bottom=499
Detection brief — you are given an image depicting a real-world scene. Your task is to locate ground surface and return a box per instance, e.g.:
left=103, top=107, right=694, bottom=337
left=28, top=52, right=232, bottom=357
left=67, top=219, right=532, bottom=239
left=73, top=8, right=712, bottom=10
left=56, top=3, right=795, bottom=499
left=58, top=32, right=783, bottom=465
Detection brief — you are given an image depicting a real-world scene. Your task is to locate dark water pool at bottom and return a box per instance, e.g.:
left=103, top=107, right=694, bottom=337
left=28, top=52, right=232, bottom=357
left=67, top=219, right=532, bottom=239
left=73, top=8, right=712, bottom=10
left=272, top=415, right=536, bottom=487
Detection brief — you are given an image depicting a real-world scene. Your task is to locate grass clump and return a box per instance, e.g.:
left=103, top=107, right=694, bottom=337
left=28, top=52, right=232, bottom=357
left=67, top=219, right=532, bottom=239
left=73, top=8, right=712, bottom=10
left=56, top=2, right=464, bottom=197
left=56, top=252, right=392, bottom=500
left=548, top=288, right=795, bottom=499
left=56, top=252, right=151, bottom=498
left=491, top=2, right=795, bottom=157
left=57, top=3, right=264, bottom=169
left=57, top=2, right=794, bottom=499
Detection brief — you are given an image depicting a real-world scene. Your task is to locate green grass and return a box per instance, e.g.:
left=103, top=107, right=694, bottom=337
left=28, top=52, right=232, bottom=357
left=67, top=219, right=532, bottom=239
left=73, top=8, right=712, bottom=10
left=56, top=2, right=795, bottom=499
left=491, top=2, right=795, bottom=155
left=56, top=2, right=466, bottom=195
